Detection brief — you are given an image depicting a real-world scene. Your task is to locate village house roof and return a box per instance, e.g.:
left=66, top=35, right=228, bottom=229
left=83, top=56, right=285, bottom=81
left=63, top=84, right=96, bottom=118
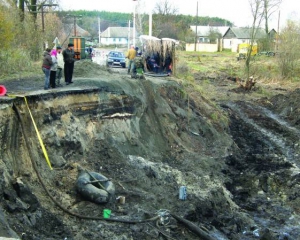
left=63, top=23, right=91, bottom=37
left=101, top=27, right=137, bottom=38
left=223, top=27, right=276, bottom=39
left=190, top=26, right=230, bottom=37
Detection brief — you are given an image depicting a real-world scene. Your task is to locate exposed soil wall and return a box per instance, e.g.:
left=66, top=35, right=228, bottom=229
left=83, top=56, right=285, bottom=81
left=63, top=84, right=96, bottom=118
left=0, top=64, right=299, bottom=239
left=0, top=77, right=233, bottom=239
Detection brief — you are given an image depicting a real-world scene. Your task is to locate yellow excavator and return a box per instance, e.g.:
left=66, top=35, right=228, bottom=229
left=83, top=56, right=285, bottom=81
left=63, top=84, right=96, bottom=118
left=236, top=43, right=257, bottom=61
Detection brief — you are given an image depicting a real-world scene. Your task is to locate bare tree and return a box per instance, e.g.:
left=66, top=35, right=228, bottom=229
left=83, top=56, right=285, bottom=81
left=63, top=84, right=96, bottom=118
left=263, top=0, right=282, bottom=34
left=135, top=0, right=146, bottom=36
left=153, top=0, right=178, bottom=16
left=277, top=20, right=300, bottom=78
left=208, top=28, right=222, bottom=44
left=152, top=0, right=179, bottom=38
left=238, top=0, right=265, bottom=91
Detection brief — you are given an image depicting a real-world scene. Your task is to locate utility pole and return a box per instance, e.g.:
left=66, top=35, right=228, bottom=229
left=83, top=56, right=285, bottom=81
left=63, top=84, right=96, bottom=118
left=133, top=0, right=137, bottom=47
left=29, top=3, right=58, bottom=49
left=29, top=3, right=58, bottom=32
left=65, top=14, right=82, bottom=36
left=128, top=20, right=131, bottom=49
left=149, top=11, right=153, bottom=36
left=194, top=1, right=198, bottom=52
left=149, top=1, right=153, bottom=36
left=98, top=17, right=101, bottom=46
left=276, top=10, right=280, bottom=51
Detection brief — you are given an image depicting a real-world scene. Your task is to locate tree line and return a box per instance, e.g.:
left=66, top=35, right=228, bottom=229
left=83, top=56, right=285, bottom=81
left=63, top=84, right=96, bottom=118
left=1, top=0, right=299, bottom=80
left=59, top=10, right=233, bottom=42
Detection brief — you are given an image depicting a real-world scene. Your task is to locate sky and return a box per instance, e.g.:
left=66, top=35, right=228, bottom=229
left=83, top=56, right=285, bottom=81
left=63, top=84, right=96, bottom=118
left=59, top=0, right=299, bottom=30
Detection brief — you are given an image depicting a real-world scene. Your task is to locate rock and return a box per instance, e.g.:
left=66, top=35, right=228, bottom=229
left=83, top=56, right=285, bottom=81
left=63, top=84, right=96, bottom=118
left=3, top=189, right=17, bottom=202
left=259, top=228, right=277, bottom=240
left=0, top=207, right=20, bottom=239
left=12, top=181, right=39, bottom=212
left=50, top=156, right=66, bottom=168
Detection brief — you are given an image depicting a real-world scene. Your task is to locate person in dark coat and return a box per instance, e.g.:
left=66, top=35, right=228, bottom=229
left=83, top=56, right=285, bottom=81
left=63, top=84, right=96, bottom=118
left=62, top=43, right=75, bottom=85
left=87, top=46, right=93, bottom=60
left=42, top=48, right=53, bottom=90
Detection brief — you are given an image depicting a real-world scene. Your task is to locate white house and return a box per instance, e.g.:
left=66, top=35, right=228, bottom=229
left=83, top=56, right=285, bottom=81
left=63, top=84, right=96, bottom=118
left=188, top=26, right=229, bottom=52
left=190, top=26, right=230, bottom=43
left=222, top=27, right=277, bottom=52
left=100, top=27, right=138, bottom=46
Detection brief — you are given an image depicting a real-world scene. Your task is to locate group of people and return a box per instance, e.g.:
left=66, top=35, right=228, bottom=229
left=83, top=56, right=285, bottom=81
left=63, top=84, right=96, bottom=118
left=126, top=45, right=172, bottom=76
left=126, top=46, right=145, bottom=78
left=86, top=46, right=94, bottom=60
left=42, top=43, right=76, bottom=90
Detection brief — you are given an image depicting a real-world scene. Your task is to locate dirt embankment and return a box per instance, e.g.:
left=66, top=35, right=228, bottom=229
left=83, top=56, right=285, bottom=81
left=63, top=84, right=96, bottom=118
left=0, top=61, right=299, bottom=240
left=0, top=63, right=232, bottom=240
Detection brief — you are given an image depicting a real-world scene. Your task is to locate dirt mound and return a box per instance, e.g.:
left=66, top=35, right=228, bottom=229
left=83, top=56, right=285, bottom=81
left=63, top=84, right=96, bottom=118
left=74, top=60, right=108, bottom=78
left=266, top=88, right=300, bottom=126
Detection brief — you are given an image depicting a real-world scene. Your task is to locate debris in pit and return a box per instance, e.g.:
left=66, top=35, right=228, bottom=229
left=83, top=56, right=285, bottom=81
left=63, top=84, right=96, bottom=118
left=102, top=112, right=134, bottom=119
left=75, top=167, right=115, bottom=204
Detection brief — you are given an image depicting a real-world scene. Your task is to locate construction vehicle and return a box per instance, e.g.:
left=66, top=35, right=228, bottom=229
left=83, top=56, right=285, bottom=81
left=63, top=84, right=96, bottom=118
left=236, top=43, right=257, bottom=61
left=69, top=37, right=86, bottom=60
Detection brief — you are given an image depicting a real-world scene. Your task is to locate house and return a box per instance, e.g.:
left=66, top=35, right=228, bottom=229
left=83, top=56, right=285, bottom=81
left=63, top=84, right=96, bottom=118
left=188, top=26, right=229, bottom=52
left=190, top=26, right=230, bottom=43
left=100, top=27, right=138, bottom=46
left=223, top=27, right=277, bottom=52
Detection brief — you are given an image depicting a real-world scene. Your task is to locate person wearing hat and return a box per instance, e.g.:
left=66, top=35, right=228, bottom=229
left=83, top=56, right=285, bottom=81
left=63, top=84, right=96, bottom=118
left=56, top=46, right=64, bottom=86
left=62, top=43, right=75, bottom=85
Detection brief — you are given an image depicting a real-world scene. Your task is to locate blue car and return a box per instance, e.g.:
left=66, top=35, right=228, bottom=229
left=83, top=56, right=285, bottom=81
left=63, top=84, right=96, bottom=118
left=106, top=51, right=126, bottom=68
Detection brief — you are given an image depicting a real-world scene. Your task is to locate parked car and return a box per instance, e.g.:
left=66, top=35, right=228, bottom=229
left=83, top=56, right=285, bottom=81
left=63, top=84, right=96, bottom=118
left=258, top=51, right=276, bottom=57
left=106, top=51, right=126, bottom=68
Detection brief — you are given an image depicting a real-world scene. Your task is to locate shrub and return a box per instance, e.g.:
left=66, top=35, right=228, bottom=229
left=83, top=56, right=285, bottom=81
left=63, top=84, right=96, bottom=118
left=0, top=49, right=34, bottom=77
left=277, top=20, right=300, bottom=78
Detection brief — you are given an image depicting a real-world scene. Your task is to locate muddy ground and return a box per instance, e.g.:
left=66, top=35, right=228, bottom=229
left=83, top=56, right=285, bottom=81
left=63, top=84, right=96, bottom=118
left=0, top=59, right=299, bottom=240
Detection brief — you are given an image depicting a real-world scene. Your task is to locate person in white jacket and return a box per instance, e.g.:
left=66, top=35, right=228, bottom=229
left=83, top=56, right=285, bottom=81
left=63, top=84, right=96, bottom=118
left=56, top=46, right=64, bottom=86
left=50, top=49, right=58, bottom=88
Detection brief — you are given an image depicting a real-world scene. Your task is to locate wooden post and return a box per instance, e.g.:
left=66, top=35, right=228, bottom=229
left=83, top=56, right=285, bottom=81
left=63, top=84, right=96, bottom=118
left=172, top=42, right=176, bottom=76
left=194, top=1, right=198, bottom=52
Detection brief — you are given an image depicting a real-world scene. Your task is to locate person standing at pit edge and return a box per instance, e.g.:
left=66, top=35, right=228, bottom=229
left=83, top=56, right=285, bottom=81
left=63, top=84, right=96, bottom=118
left=42, top=48, right=53, bottom=90
left=49, top=49, right=58, bottom=88
left=126, top=45, right=136, bottom=74
left=63, top=43, right=75, bottom=85
left=56, top=46, right=64, bottom=87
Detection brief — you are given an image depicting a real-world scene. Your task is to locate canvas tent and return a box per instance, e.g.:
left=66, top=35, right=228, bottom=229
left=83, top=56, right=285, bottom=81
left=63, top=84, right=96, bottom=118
left=139, top=35, right=178, bottom=75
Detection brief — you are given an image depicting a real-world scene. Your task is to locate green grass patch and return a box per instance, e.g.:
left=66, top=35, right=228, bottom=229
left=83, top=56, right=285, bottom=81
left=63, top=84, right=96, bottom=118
left=187, top=62, right=209, bottom=72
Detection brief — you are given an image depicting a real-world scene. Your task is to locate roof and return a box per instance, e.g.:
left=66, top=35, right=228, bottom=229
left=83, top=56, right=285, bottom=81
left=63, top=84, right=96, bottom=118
left=223, top=27, right=271, bottom=39
left=139, top=35, right=179, bottom=46
left=190, top=26, right=230, bottom=37
left=139, top=35, right=160, bottom=41
left=101, top=27, right=137, bottom=38
left=63, top=23, right=91, bottom=37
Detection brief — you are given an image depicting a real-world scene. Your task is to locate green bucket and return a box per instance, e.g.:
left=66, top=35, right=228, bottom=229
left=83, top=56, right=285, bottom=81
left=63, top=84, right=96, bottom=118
left=103, top=209, right=111, bottom=219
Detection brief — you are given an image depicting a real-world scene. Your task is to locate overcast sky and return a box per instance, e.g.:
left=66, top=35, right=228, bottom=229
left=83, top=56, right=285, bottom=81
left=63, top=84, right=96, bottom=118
left=59, top=0, right=299, bottom=30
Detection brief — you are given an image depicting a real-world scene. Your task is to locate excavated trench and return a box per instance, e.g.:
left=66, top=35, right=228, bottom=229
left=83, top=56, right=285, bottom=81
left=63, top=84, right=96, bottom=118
left=0, top=73, right=299, bottom=240
left=223, top=100, right=300, bottom=239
